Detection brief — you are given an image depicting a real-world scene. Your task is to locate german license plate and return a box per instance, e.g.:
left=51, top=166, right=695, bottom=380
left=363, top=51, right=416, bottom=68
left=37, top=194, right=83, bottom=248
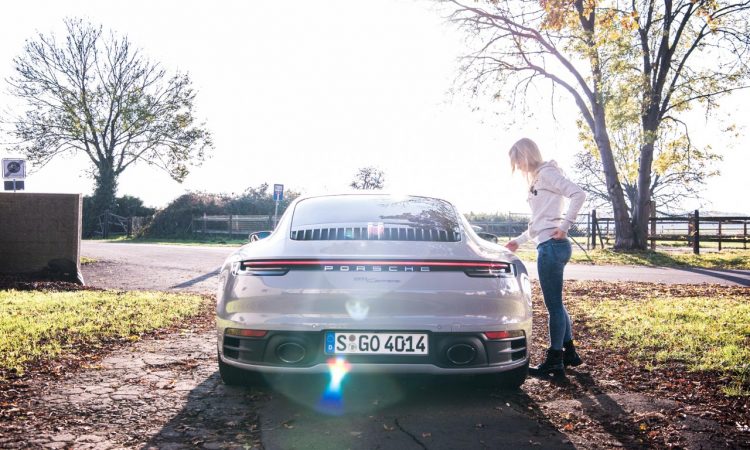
left=324, top=332, right=428, bottom=355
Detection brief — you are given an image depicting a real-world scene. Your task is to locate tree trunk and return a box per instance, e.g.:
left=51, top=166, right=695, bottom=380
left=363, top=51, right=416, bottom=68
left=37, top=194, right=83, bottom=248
left=92, top=163, right=118, bottom=225
left=631, top=138, right=656, bottom=250
left=591, top=108, right=636, bottom=249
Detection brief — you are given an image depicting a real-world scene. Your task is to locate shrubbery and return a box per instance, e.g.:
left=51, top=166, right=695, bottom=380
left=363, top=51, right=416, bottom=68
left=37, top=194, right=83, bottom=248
left=82, top=195, right=157, bottom=237
left=142, top=184, right=299, bottom=237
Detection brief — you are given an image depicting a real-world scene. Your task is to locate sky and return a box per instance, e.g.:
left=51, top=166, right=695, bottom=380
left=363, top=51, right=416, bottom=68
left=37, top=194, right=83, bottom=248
left=0, top=0, right=748, bottom=215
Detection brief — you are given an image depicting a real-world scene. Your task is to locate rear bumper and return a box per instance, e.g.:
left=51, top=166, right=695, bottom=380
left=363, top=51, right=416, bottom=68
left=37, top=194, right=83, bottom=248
left=218, top=329, right=529, bottom=375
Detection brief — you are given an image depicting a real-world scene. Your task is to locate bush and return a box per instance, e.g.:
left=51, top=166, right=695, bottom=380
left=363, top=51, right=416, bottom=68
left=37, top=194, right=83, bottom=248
left=82, top=195, right=156, bottom=237
left=142, top=184, right=299, bottom=237
left=142, top=192, right=231, bottom=237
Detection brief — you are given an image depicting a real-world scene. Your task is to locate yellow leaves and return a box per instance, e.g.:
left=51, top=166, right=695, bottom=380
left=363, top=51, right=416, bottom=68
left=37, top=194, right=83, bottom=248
left=619, top=11, right=640, bottom=32
left=653, top=150, right=677, bottom=175
left=539, top=0, right=584, bottom=31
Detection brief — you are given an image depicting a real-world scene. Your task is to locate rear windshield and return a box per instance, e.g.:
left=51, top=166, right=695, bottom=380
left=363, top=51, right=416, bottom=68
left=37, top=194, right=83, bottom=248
left=290, top=195, right=461, bottom=241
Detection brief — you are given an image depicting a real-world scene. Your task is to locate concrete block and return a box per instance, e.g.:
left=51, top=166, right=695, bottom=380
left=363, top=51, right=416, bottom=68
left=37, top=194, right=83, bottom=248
left=0, top=192, right=82, bottom=278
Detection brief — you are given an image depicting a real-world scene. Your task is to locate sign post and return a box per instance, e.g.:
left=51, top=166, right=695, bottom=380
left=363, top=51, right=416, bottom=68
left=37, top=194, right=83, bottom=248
left=273, top=184, right=284, bottom=228
left=2, top=159, right=27, bottom=192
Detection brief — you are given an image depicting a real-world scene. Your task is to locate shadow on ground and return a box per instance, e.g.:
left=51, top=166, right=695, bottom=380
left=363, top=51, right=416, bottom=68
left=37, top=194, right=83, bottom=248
left=144, top=371, right=611, bottom=450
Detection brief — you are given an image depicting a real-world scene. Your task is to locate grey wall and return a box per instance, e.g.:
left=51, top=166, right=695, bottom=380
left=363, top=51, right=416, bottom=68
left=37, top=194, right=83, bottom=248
left=0, top=192, right=82, bottom=275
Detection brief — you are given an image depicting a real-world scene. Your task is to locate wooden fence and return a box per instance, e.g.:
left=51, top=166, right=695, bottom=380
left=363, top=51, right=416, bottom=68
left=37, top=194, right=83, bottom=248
left=189, top=211, right=748, bottom=253
left=592, top=209, right=749, bottom=254
left=192, top=215, right=274, bottom=238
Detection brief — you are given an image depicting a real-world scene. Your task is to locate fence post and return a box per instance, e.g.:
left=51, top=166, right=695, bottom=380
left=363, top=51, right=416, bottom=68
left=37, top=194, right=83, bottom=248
left=202, top=212, right=207, bottom=235
left=745, top=221, right=747, bottom=250
left=718, top=220, right=722, bottom=252
left=127, top=217, right=133, bottom=238
left=229, top=215, right=233, bottom=239
left=590, top=210, right=597, bottom=249
left=650, top=201, right=656, bottom=251
left=693, top=209, right=700, bottom=255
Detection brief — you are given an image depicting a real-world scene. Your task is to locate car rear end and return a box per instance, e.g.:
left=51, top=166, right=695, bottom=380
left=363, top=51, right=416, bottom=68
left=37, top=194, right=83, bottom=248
left=216, top=194, right=532, bottom=384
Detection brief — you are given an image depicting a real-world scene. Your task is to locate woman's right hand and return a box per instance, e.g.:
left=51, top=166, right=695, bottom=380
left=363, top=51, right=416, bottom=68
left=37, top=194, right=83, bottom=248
left=504, top=240, right=519, bottom=252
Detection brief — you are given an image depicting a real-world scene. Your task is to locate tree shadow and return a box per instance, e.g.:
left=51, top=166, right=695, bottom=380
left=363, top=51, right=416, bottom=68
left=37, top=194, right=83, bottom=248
left=169, top=269, right=220, bottom=289
left=142, top=372, right=267, bottom=449
left=558, top=368, right=670, bottom=449
left=668, top=266, right=749, bottom=286
left=144, top=371, right=579, bottom=450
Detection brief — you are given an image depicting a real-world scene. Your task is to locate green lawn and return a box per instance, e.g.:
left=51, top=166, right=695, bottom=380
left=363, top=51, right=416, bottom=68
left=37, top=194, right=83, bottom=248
left=514, top=247, right=750, bottom=270
left=582, top=295, right=750, bottom=396
left=0, top=290, right=206, bottom=377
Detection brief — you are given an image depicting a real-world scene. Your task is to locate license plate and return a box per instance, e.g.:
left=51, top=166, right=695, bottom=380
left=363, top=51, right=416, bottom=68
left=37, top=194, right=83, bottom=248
left=324, top=332, right=428, bottom=355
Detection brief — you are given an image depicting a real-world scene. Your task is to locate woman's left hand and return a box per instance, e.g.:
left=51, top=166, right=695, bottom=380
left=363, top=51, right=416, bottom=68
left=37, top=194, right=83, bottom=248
left=551, top=228, right=567, bottom=240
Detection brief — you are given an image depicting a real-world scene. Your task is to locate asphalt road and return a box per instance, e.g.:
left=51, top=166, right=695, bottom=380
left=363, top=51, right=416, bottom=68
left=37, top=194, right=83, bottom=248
left=81, top=241, right=750, bottom=292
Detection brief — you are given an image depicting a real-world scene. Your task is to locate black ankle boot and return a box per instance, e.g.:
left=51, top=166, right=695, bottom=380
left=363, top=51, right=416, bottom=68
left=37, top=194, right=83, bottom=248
left=563, top=340, right=583, bottom=367
left=529, top=348, right=565, bottom=377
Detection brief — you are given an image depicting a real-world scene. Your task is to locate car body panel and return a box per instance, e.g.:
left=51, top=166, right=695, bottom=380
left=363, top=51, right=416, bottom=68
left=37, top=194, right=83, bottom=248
left=216, top=194, right=532, bottom=376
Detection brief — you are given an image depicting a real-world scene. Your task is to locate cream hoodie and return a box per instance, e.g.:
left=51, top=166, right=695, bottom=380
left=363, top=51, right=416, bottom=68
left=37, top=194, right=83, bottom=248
left=513, top=161, right=586, bottom=246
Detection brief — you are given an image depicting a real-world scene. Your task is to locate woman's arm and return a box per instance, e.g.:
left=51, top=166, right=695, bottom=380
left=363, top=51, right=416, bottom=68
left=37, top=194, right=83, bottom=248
left=547, top=170, right=587, bottom=233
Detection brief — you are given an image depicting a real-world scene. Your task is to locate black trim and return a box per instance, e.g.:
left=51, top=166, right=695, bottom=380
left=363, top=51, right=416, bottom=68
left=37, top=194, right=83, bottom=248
left=222, top=330, right=526, bottom=369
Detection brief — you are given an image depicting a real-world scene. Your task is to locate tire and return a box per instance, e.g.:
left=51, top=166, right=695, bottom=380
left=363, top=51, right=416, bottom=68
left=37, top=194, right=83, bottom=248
left=497, top=361, right=529, bottom=390
left=218, top=353, right=256, bottom=386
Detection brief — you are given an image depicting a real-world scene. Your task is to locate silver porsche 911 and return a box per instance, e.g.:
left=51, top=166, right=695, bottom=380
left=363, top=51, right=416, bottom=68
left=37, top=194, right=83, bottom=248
left=216, top=194, right=532, bottom=387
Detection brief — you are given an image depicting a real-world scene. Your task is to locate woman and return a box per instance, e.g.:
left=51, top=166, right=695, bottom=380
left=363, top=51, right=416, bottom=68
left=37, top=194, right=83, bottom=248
left=504, top=138, right=586, bottom=377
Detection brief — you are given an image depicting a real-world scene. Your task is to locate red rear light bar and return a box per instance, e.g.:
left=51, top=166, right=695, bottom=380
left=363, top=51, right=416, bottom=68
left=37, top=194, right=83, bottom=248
left=225, top=328, right=267, bottom=337
left=239, top=259, right=513, bottom=276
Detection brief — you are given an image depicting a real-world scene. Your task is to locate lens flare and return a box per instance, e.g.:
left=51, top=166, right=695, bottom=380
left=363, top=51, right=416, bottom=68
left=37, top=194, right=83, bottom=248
left=317, top=357, right=352, bottom=414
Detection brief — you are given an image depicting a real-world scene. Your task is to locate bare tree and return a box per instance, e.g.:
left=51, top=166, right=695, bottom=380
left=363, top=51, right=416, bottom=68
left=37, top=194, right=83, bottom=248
left=5, top=18, right=212, bottom=217
left=448, top=0, right=750, bottom=249
left=350, top=166, right=385, bottom=190
left=573, top=119, right=722, bottom=214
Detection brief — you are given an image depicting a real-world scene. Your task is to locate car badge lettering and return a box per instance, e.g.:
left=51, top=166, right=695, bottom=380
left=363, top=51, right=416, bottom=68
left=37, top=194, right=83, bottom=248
left=321, top=264, right=431, bottom=272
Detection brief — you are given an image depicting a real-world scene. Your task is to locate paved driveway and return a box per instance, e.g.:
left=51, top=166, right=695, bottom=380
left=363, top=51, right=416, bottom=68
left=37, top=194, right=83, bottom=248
left=22, top=240, right=737, bottom=449
left=81, top=241, right=750, bottom=292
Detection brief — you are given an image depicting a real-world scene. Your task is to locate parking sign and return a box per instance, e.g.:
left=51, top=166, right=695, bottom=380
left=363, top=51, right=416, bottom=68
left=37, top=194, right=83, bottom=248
left=273, top=184, right=284, bottom=201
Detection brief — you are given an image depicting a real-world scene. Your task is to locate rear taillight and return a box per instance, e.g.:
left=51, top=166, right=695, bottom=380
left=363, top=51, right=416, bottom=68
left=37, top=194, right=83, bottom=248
left=484, top=330, right=524, bottom=340
left=225, top=328, right=268, bottom=337
left=239, top=261, right=290, bottom=276
left=463, top=262, right=513, bottom=277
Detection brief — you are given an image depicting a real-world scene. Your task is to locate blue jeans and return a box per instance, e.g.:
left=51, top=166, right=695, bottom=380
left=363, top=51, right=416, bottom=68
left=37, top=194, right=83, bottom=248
left=537, top=238, right=573, bottom=350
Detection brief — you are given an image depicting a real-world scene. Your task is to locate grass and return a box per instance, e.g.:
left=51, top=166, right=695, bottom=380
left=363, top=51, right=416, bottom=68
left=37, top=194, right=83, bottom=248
left=582, top=295, right=750, bottom=396
left=514, top=247, right=750, bottom=270
left=0, top=290, right=206, bottom=377
left=80, top=256, right=97, bottom=265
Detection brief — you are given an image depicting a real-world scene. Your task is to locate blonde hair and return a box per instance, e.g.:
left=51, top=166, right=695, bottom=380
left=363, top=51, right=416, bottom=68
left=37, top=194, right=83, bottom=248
left=508, top=138, right=544, bottom=184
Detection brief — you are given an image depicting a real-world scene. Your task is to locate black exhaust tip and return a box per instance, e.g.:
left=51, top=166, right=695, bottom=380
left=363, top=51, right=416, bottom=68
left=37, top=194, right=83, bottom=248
left=446, top=343, right=477, bottom=365
left=276, top=342, right=307, bottom=364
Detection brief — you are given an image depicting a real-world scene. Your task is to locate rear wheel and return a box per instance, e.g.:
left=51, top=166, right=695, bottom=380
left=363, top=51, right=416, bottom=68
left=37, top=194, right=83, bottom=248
left=218, top=353, right=257, bottom=386
left=497, top=361, right=529, bottom=390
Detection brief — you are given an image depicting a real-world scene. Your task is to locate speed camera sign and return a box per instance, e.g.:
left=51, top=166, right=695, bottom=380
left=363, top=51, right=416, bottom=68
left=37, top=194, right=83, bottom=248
left=2, top=159, right=26, bottom=179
